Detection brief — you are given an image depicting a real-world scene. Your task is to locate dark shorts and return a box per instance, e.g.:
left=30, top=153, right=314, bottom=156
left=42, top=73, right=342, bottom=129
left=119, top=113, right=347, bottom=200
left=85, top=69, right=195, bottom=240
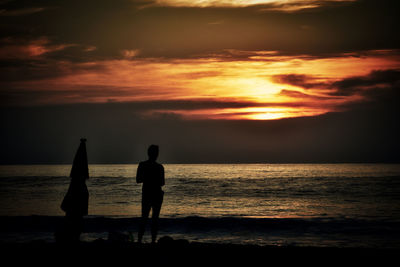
left=142, top=190, right=164, bottom=218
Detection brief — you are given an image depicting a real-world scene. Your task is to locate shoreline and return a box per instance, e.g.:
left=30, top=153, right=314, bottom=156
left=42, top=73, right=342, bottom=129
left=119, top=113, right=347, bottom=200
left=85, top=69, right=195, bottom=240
left=2, top=215, right=400, bottom=249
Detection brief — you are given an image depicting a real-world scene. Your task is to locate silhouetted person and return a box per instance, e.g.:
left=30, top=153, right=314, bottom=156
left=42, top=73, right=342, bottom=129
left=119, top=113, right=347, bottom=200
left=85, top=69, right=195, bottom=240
left=136, top=145, right=165, bottom=244
left=59, top=138, right=89, bottom=243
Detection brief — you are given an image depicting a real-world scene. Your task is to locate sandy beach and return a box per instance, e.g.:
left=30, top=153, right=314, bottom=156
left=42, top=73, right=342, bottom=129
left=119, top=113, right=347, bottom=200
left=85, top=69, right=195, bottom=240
left=2, top=237, right=398, bottom=266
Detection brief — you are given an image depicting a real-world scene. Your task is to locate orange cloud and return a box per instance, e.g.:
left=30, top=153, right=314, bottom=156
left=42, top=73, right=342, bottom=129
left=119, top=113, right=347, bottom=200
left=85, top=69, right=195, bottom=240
left=3, top=49, right=400, bottom=120
left=0, top=37, right=74, bottom=60
left=121, top=49, right=140, bottom=59
left=153, top=0, right=356, bottom=10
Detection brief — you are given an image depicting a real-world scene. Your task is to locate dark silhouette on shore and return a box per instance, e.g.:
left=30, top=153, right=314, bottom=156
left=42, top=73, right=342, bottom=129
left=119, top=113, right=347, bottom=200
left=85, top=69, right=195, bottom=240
left=57, top=138, right=89, bottom=243
left=136, top=144, right=165, bottom=244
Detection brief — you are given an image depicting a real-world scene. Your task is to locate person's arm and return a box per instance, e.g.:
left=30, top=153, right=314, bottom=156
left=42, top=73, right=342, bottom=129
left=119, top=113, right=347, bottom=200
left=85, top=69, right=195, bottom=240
left=160, top=165, right=165, bottom=187
left=136, top=163, right=144, bottom=183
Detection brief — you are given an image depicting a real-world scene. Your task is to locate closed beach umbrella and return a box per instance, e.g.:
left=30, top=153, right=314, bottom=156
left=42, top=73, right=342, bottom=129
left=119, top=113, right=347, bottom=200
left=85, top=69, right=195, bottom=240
left=70, top=138, right=89, bottom=179
left=61, top=138, right=89, bottom=216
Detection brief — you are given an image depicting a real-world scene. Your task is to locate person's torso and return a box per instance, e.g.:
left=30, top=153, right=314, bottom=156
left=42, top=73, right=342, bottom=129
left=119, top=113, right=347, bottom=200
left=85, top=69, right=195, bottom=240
left=140, top=161, right=163, bottom=192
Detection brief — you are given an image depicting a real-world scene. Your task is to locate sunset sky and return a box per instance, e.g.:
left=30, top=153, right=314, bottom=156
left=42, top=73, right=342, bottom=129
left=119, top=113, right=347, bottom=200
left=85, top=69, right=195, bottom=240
left=1, top=0, right=399, bottom=163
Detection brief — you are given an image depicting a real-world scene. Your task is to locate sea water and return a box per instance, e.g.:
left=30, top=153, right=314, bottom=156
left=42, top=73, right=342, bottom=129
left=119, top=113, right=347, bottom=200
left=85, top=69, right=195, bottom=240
left=1, top=164, right=400, bottom=247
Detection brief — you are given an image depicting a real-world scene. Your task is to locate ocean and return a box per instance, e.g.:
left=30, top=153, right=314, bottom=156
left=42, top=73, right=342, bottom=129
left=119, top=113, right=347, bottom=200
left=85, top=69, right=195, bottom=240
left=1, top=164, right=400, bottom=248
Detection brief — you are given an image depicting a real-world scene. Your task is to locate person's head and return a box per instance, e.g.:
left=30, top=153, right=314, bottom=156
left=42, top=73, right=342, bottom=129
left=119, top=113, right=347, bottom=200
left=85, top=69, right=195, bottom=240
left=147, top=144, right=159, bottom=161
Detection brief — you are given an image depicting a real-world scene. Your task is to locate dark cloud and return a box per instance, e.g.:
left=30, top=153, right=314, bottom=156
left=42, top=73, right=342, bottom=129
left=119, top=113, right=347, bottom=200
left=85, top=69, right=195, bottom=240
left=274, top=69, right=400, bottom=98
left=278, top=89, right=334, bottom=102
left=0, top=91, right=322, bottom=111
left=330, top=69, right=400, bottom=96
left=0, top=7, right=48, bottom=16
left=1, top=0, right=399, bottom=60
left=0, top=57, right=105, bottom=83
left=127, top=98, right=325, bottom=111
left=255, top=0, right=355, bottom=12
left=174, top=70, right=223, bottom=79
left=273, top=74, right=328, bottom=89
left=0, top=36, right=108, bottom=84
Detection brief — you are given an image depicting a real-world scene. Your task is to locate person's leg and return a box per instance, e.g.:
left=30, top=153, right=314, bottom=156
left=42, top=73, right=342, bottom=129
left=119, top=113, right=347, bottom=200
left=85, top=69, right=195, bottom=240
left=138, top=197, right=151, bottom=243
left=151, top=192, right=164, bottom=243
